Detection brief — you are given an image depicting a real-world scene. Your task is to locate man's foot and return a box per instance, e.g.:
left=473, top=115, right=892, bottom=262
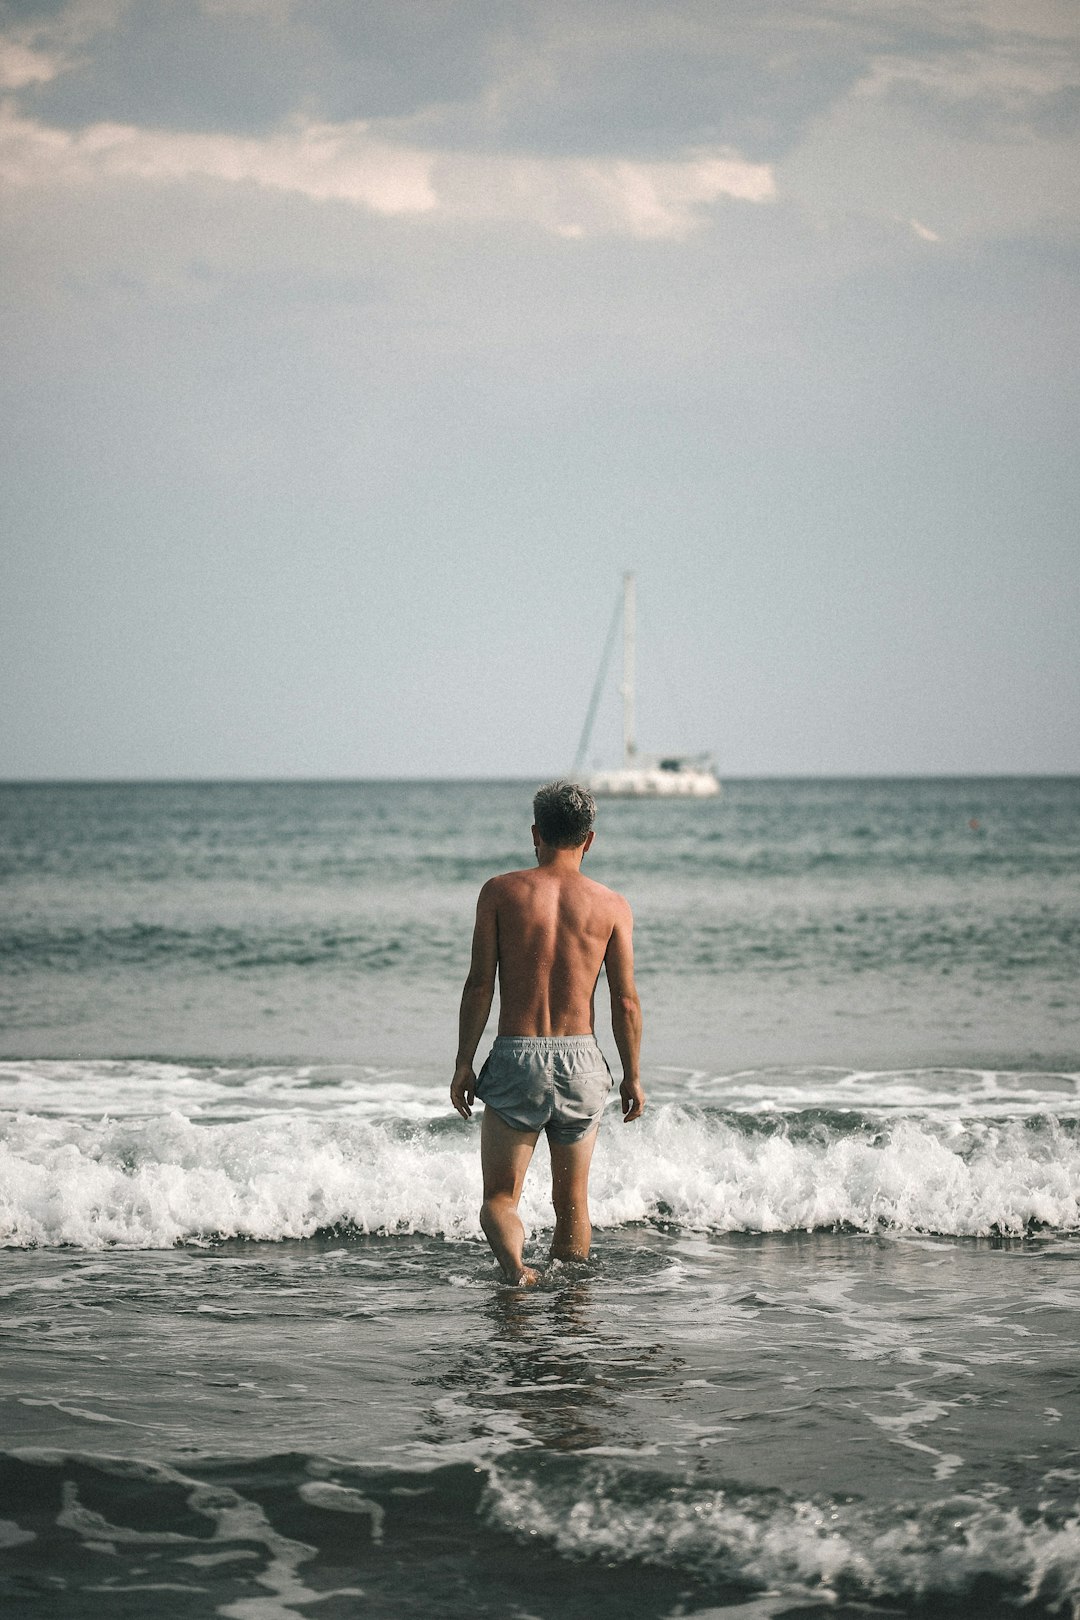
left=507, top=1264, right=541, bottom=1287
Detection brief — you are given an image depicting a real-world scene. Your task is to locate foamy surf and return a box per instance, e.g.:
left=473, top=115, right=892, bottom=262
left=3, top=1059, right=1077, bottom=1121
left=2, top=1097, right=1077, bottom=1248
left=482, top=1461, right=1080, bottom=1613
left=3, top=1451, right=1077, bottom=1617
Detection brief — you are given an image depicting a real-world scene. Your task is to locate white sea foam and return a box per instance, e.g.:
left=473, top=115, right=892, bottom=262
left=1, top=1100, right=1077, bottom=1248
left=593, top=1107, right=1080, bottom=1237
left=3, top=1060, right=1077, bottom=1124
left=0, top=1111, right=475, bottom=1248
left=669, top=1064, right=1080, bottom=1115
left=483, top=1466, right=1080, bottom=1611
left=0, top=1060, right=435, bottom=1123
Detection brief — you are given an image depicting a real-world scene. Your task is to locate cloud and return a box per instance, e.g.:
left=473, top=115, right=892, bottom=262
left=436, top=147, right=774, bottom=238
left=775, top=7, right=1080, bottom=243
left=0, top=39, right=63, bottom=89
left=0, top=105, right=440, bottom=213
left=841, top=12, right=1080, bottom=147
left=0, top=104, right=774, bottom=236
left=4, top=1, right=812, bottom=164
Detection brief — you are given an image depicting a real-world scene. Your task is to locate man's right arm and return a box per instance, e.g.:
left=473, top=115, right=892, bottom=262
left=605, top=897, right=644, bottom=1123
left=450, top=880, right=498, bottom=1120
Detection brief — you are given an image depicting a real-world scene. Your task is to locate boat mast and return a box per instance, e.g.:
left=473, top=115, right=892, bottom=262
left=621, top=570, right=636, bottom=766
left=572, top=587, right=623, bottom=774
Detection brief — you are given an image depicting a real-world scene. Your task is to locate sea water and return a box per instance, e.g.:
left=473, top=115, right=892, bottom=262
left=1, top=777, right=1078, bottom=1618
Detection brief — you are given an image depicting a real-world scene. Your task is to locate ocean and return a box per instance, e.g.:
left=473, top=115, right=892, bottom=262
left=1, top=776, right=1078, bottom=1618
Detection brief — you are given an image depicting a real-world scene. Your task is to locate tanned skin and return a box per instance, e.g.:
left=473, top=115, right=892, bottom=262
left=451, top=823, right=644, bottom=1285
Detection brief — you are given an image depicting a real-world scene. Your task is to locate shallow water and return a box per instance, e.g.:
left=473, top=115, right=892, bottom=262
left=3, top=1226, right=1079, bottom=1617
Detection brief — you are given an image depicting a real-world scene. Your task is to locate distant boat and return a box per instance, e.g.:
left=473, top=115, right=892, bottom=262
left=574, top=573, right=720, bottom=798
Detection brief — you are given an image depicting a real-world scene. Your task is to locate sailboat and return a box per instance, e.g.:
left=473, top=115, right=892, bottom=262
left=574, top=573, right=721, bottom=798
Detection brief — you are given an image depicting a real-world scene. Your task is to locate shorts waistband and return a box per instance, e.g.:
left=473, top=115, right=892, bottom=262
left=492, top=1034, right=600, bottom=1051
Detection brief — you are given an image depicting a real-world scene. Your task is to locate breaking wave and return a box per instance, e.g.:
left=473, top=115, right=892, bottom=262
left=483, top=1460, right=1080, bottom=1612
left=2, top=1100, right=1078, bottom=1249
left=2, top=1451, right=1078, bottom=1615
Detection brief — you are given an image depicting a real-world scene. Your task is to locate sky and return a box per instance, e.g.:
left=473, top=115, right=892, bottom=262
left=1, top=0, right=1078, bottom=778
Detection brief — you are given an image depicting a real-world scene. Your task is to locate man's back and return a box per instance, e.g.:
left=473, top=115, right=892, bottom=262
left=485, top=865, right=628, bottom=1037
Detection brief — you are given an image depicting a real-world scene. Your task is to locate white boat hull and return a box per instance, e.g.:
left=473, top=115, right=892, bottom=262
left=586, top=766, right=720, bottom=798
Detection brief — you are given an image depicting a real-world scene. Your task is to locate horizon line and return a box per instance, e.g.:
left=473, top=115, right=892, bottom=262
left=2, top=772, right=1078, bottom=787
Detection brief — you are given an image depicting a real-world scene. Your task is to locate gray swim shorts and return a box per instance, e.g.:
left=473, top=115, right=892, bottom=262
left=475, top=1035, right=614, bottom=1144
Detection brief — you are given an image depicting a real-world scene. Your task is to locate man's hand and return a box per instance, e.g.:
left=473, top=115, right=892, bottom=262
left=450, top=1064, right=476, bottom=1120
left=620, top=1076, right=645, bottom=1123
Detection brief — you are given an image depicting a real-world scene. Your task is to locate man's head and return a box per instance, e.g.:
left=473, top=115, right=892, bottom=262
left=532, top=780, right=596, bottom=850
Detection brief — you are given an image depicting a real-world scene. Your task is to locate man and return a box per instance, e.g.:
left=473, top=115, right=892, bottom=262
left=450, top=780, right=644, bottom=1285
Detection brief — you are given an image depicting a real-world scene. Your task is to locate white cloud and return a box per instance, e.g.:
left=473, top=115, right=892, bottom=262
left=434, top=147, right=774, bottom=239
left=0, top=106, right=440, bottom=214
left=852, top=46, right=1079, bottom=118
left=0, top=41, right=63, bottom=89
left=777, top=30, right=1080, bottom=241
left=0, top=105, right=774, bottom=237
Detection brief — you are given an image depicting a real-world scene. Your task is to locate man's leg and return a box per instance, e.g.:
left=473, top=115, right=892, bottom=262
left=547, top=1127, right=598, bottom=1263
left=480, top=1107, right=541, bottom=1284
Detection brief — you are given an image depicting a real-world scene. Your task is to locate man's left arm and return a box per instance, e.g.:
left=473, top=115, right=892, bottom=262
left=605, top=897, right=644, bottom=1123
left=450, top=881, right=498, bottom=1119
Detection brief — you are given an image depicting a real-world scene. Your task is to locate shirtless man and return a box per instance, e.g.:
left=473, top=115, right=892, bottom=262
left=450, top=781, right=644, bottom=1285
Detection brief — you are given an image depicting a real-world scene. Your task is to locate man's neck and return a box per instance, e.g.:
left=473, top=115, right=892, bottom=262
left=535, top=844, right=585, bottom=871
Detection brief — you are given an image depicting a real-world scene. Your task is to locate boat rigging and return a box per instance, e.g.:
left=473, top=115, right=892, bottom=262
left=574, top=572, right=720, bottom=798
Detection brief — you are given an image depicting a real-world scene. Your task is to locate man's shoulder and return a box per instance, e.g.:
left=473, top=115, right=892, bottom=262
left=578, top=872, right=631, bottom=914
left=478, top=868, right=534, bottom=898
left=485, top=867, right=536, bottom=885
left=479, top=868, right=630, bottom=917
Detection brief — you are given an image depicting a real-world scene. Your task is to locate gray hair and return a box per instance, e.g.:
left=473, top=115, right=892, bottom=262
left=532, top=780, right=596, bottom=848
